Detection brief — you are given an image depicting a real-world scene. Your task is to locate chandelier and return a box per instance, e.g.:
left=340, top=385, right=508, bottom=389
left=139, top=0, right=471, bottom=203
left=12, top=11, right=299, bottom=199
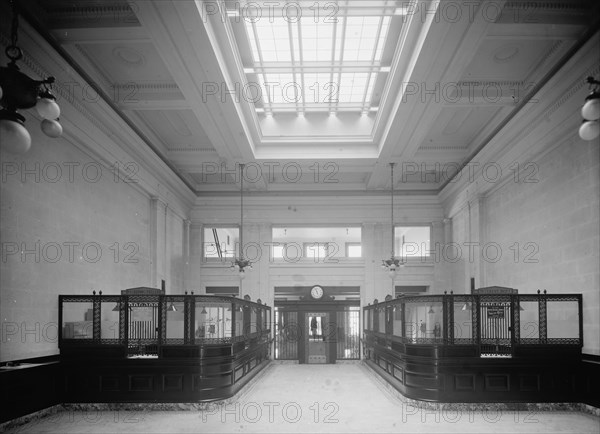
left=381, top=162, right=404, bottom=278
left=579, top=76, right=600, bottom=141
left=0, top=0, right=62, bottom=154
left=231, top=163, right=252, bottom=279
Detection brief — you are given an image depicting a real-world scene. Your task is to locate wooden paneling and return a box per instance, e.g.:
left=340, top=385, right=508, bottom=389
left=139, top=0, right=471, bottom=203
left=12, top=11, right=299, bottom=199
left=162, top=374, right=184, bottom=392
left=364, top=331, right=593, bottom=403
left=0, top=360, right=61, bottom=424
left=484, top=374, right=510, bottom=391
left=58, top=340, right=270, bottom=403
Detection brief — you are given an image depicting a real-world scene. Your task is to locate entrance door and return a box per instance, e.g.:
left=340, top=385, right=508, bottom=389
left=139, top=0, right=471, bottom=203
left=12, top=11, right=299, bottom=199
left=306, top=312, right=329, bottom=363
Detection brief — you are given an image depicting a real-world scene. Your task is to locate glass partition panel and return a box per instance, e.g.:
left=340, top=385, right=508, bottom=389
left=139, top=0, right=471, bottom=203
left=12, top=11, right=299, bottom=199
left=404, top=302, right=434, bottom=341
left=256, top=308, right=263, bottom=334
left=100, top=299, right=120, bottom=340
left=224, top=305, right=233, bottom=337
left=234, top=304, right=245, bottom=337
left=195, top=302, right=228, bottom=339
left=378, top=307, right=386, bottom=333
left=62, top=301, right=94, bottom=339
left=166, top=300, right=185, bottom=340
left=427, top=302, right=444, bottom=341
left=262, top=307, right=268, bottom=331
left=250, top=306, right=258, bottom=334
left=547, top=300, right=579, bottom=340
left=392, top=304, right=403, bottom=337
left=519, top=300, right=540, bottom=341
left=453, top=300, right=473, bottom=342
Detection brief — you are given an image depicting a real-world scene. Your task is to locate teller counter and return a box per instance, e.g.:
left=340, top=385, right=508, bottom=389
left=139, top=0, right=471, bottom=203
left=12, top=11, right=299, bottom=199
left=363, top=290, right=597, bottom=405
left=58, top=292, right=272, bottom=403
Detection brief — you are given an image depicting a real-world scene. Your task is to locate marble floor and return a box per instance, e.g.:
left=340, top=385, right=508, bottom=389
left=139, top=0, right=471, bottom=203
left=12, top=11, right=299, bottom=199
left=3, top=362, right=599, bottom=434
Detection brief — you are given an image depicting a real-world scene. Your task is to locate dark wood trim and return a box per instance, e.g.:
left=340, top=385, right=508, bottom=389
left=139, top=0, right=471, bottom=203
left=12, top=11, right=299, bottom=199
left=364, top=330, right=588, bottom=403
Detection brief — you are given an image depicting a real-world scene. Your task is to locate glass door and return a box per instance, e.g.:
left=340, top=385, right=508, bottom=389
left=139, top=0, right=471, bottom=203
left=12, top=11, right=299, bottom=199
left=307, top=312, right=328, bottom=363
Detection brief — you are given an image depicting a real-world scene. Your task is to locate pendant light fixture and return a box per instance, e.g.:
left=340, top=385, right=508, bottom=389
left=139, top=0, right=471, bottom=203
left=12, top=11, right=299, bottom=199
left=0, top=0, right=63, bottom=154
left=381, top=163, right=405, bottom=278
left=231, top=163, right=252, bottom=279
left=579, top=76, right=600, bottom=141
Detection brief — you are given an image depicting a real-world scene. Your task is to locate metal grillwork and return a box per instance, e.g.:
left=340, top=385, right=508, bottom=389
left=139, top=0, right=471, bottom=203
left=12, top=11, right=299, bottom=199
left=59, top=294, right=272, bottom=357
left=363, top=292, right=583, bottom=358
left=274, top=309, right=299, bottom=360
left=512, top=295, right=521, bottom=343
left=480, top=298, right=512, bottom=357
left=127, top=296, right=160, bottom=357
left=336, top=309, right=360, bottom=360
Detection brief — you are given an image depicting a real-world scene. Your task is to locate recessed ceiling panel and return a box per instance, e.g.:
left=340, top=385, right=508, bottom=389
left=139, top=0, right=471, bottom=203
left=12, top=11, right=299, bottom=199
left=77, top=42, right=174, bottom=83
left=419, top=106, right=502, bottom=150
left=461, top=39, right=558, bottom=82
left=136, top=110, right=213, bottom=151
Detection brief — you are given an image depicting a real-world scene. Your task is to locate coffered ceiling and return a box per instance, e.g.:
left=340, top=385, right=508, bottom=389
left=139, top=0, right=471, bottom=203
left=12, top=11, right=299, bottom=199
left=11, top=0, right=600, bottom=195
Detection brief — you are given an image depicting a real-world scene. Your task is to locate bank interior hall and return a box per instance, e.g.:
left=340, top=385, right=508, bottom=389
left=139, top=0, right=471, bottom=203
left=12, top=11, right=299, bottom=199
left=0, top=0, right=599, bottom=433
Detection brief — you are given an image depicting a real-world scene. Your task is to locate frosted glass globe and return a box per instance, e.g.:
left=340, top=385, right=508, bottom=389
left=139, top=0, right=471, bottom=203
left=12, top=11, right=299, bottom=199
left=0, top=119, right=32, bottom=154
left=581, top=96, right=600, bottom=121
left=41, top=119, right=63, bottom=138
left=579, top=120, right=600, bottom=141
left=35, top=98, right=61, bottom=120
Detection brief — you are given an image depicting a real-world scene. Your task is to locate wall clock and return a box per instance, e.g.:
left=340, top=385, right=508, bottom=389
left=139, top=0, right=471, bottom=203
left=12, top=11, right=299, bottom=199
left=310, top=285, right=324, bottom=300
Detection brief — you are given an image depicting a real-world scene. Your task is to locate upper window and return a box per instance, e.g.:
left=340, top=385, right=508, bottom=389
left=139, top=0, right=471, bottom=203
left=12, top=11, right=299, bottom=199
left=272, top=226, right=362, bottom=260
left=203, top=227, right=239, bottom=259
left=230, top=2, right=400, bottom=115
left=346, top=243, right=362, bottom=258
left=395, top=226, right=431, bottom=258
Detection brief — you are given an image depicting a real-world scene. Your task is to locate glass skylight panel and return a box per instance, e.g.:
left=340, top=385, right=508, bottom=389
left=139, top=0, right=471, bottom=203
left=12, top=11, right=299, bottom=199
left=375, top=17, right=391, bottom=59
left=265, top=73, right=296, bottom=104
left=248, top=31, right=260, bottom=61
left=241, top=5, right=395, bottom=113
left=334, top=20, right=345, bottom=62
left=338, top=72, right=369, bottom=103
left=364, top=73, right=377, bottom=106
left=291, top=22, right=301, bottom=61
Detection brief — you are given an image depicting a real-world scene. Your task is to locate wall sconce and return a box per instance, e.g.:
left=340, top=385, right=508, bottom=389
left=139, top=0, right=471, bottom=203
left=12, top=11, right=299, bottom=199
left=579, top=76, right=600, bottom=141
left=0, top=0, right=62, bottom=154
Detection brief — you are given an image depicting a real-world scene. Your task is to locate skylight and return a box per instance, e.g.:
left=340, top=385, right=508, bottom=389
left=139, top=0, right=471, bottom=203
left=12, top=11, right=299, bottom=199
left=236, top=2, right=396, bottom=115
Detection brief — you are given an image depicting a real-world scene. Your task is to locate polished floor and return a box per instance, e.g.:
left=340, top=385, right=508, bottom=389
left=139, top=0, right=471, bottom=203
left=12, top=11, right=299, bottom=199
left=4, top=362, right=600, bottom=433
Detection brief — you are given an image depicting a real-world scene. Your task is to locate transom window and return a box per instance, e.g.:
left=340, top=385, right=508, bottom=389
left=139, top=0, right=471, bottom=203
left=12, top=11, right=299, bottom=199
left=230, top=1, right=402, bottom=114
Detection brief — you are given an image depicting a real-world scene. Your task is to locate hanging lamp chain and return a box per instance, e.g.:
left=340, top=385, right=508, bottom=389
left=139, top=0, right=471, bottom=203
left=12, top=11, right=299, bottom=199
left=6, top=0, right=23, bottom=63
left=239, top=163, right=244, bottom=260
left=390, top=162, right=395, bottom=258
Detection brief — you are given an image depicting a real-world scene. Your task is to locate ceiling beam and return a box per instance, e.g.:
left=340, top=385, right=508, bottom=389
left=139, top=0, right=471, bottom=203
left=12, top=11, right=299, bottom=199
left=49, top=26, right=148, bottom=45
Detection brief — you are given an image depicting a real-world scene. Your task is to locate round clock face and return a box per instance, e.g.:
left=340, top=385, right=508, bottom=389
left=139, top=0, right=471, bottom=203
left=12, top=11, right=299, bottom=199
left=311, top=286, right=324, bottom=299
